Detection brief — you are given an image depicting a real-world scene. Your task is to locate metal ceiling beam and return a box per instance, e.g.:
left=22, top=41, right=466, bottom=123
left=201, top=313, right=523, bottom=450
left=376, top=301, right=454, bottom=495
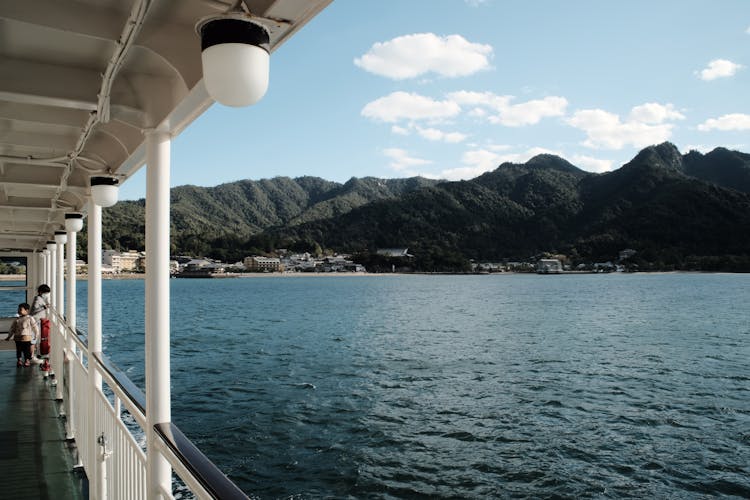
left=0, top=103, right=89, bottom=128
left=0, top=58, right=101, bottom=111
left=0, top=130, right=78, bottom=152
left=0, top=0, right=124, bottom=42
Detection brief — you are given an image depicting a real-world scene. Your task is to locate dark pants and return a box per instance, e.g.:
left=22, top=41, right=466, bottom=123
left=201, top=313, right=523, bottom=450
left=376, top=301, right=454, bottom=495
left=15, top=341, right=31, bottom=362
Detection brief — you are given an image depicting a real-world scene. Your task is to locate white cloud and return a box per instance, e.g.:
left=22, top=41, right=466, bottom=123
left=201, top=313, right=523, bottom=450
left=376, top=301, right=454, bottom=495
left=490, top=96, right=569, bottom=126
left=449, top=90, right=512, bottom=110
left=571, top=154, right=614, bottom=173
left=415, top=126, right=467, bottom=143
left=684, top=143, right=746, bottom=153
left=697, top=113, right=750, bottom=131
left=448, top=91, right=568, bottom=127
left=568, top=103, right=683, bottom=150
left=465, top=0, right=489, bottom=6
left=629, top=103, right=685, bottom=124
left=361, top=91, right=460, bottom=123
left=458, top=149, right=507, bottom=176
left=442, top=146, right=562, bottom=180
left=697, top=59, right=743, bottom=81
left=383, top=148, right=432, bottom=172
left=391, top=125, right=409, bottom=135
left=354, top=33, right=493, bottom=80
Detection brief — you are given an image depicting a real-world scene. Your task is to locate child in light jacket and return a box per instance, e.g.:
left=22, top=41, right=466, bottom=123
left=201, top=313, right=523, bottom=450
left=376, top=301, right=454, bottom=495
left=6, top=303, right=39, bottom=367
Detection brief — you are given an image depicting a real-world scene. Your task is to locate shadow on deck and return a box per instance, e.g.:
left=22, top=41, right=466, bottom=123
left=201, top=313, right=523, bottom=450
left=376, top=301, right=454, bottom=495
left=0, top=351, right=85, bottom=499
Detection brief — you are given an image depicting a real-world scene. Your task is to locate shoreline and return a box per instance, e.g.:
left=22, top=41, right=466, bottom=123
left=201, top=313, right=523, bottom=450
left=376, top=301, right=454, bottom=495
left=1, top=270, right=747, bottom=282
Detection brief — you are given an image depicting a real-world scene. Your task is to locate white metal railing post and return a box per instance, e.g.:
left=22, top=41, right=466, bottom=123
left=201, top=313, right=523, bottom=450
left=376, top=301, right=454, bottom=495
left=88, top=200, right=106, bottom=500
left=55, top=236, right=65, bottom=401
left=66, top=227, right=79, bottom=442
left=145, top=129, right=172, bottom=499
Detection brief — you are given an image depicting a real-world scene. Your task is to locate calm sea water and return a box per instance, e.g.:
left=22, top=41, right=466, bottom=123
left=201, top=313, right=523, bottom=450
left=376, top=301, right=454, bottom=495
left=65, top=274, right=750, bottom=497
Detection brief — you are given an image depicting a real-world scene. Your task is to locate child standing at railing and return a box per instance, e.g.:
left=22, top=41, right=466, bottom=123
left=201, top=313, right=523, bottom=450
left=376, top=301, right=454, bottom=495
left=5, top=303, right=39, bottom=367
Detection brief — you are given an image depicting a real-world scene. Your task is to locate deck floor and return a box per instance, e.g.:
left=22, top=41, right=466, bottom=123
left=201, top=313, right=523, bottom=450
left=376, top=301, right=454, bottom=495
left=0, top=351, right=85, bottom=499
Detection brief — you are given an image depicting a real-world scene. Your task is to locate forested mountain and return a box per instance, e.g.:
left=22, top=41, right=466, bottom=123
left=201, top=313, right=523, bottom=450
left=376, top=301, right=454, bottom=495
left=95, top=143, right=750, bottom=271
left=96, top=175, right=439, bottom=258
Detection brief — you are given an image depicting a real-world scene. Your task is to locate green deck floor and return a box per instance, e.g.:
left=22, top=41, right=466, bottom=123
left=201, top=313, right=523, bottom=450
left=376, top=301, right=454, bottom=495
left=0, top=351, right=85, bottom=499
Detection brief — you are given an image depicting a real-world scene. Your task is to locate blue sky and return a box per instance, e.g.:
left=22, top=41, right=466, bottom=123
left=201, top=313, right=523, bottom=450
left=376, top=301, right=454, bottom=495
left=120, top=0, right=750, bottom=200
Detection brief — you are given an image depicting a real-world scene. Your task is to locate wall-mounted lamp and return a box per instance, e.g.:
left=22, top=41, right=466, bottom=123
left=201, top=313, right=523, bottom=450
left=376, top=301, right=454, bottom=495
left=90, top=176, right=119, bottom=207
left=54, top=231, right=67, bottom=245
left=197, top=13, right=270, bottom=107
left=65, top=213, right=84, bottom=233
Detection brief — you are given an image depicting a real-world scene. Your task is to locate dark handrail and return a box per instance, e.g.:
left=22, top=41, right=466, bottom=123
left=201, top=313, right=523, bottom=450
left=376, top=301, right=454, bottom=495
left=55, top=313, right=248, bottom=498
left=92, top=352, right=147, bottom=418
left=154, top=422, right=249, bottom=500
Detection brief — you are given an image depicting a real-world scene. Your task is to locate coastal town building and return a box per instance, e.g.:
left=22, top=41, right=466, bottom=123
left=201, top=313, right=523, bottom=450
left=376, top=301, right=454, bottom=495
left=174, top=259, right=227, bottom=278
left=376, top=248, right=412, bottom=258
left=537, top=259, right=563, bottom=274
left=103, top=249, right=144, bottom=273
left=244, top=256, right=282, bottom=272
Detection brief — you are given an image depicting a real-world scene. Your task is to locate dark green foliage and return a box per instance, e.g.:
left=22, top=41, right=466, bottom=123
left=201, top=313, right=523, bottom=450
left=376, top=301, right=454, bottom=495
left=99, top=144, right=750, bottom=271
left=682, top=147, right=750, bottom=194
left=100, top=175, right=438, bottom=257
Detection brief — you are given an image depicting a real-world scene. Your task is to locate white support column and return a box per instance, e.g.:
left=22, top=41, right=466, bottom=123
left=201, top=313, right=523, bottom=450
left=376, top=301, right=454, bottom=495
left=66, top=230, right=78, bottom=344
left=87, top=200, right=105, bottom=500
left=48, top=244, right=56, bottom=297
left=47, top=242, right=62, bottom=394
left=145, top=129, right=172, bottom=499
left=65, top=229, right=78, bottom=441
left=55, top=238, right=66, bottom=400
left=56, top=239, right=64, bottom=321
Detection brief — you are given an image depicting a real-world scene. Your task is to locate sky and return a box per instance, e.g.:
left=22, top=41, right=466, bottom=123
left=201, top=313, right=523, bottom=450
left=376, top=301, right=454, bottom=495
left=119, top=0, right=750, bottom=200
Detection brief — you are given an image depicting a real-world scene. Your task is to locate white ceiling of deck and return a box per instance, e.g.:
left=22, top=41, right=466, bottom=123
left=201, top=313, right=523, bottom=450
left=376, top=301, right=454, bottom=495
left=0, top=0, right=331, bottom=252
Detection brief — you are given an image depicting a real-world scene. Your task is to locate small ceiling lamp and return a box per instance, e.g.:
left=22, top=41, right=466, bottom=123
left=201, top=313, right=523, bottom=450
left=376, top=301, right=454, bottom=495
left=197, top=11, right=270, bottom=107
left=54, top=230, right=67, bottom=245
left=90, top=176, right=119, bottom=207
left=46, top=241, right=56, bottom=252
left=65, top=213, right=84, bottom=233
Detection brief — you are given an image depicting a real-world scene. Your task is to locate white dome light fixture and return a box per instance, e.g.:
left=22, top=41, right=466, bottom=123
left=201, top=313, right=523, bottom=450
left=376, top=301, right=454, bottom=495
left=90, top=176, right=119, bottom=207
left=46, top=241, right=56, bottom=252
left=197, top=13, right=270, bottom=107
left=65, top=213, right=84, bottom=233
left=54, top=230, right=67, bottom=245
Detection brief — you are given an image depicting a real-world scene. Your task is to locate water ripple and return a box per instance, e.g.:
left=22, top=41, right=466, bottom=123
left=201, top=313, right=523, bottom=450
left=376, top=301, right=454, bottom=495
left=85, top=274, right=750, bottom=499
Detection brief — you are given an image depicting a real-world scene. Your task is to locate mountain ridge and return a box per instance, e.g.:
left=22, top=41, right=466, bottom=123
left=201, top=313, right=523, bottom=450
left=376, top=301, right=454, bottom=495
left=96, top=143, right=750, bottom=271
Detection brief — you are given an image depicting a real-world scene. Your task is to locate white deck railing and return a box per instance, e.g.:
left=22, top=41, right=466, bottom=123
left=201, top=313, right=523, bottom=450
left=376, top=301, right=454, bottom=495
left=49, top=308, right=247, bottom=500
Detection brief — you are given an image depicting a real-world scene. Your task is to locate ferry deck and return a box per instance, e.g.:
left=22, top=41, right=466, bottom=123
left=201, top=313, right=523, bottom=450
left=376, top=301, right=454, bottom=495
left=0, top=1, right=332, bottom=497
